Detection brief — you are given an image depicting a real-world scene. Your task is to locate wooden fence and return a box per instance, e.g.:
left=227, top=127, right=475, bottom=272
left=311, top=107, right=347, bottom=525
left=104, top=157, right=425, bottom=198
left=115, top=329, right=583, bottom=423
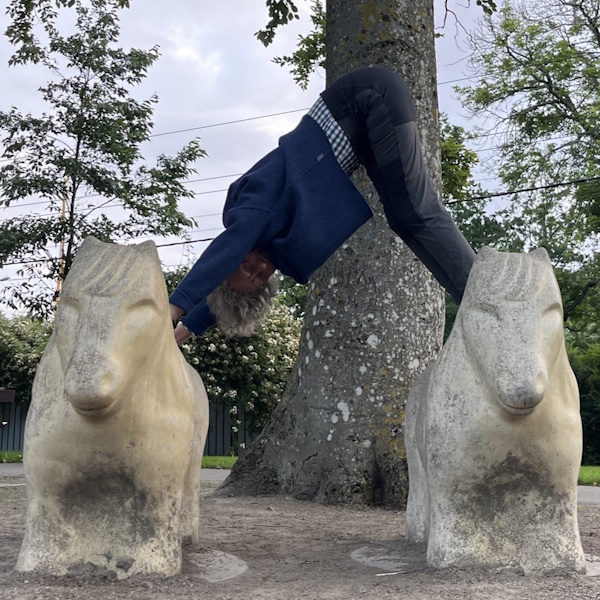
left=0, top=391, right=254, bottom=456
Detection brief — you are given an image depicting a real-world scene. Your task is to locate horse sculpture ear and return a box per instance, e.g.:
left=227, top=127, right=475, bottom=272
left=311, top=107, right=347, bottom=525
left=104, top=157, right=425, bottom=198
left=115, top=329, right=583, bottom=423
left=476, top=246, right=498, bottom=261
left=133, top=239, right=161, bottom=262
left=77, top=236, right=103, bottom=254
left=530, top=247, right=550, bottom=262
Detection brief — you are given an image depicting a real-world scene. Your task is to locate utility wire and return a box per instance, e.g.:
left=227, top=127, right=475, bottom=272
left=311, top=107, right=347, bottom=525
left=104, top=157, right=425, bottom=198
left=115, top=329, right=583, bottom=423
left=4, top=172, right=600, bottom=268
left=1, top=236, right=218, bottom=267
left=5, top=171, right=600, bottom=223
left=446, top=175, right=600, bottom=204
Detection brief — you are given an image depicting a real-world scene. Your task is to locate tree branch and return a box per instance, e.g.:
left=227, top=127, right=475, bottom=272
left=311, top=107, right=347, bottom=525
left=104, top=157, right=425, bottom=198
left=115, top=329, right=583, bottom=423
left=564, top=279, right=598, bottom=321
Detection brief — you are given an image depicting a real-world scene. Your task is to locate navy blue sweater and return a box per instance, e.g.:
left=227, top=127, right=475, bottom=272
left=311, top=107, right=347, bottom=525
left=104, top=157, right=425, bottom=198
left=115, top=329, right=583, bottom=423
left=169, top=115, right=372, bottom=335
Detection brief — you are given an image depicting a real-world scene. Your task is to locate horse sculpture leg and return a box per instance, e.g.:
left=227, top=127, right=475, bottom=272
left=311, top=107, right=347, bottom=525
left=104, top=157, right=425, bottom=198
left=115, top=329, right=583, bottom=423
left=405, top=365, right=433, bottom=544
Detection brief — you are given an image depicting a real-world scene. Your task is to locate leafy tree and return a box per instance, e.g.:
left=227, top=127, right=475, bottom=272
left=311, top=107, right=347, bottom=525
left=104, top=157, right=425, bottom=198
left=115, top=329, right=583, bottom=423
left=221, top=0, right=450, bottom=509
left=272, top=0, right=325, bottom=90
left=439, top=115, right=505, bottom=337
left=567, top=328, right=600, bottom=465
left=0, top=0, right=205, bottom=317
left=455, top=0, right=600, bottom=323
left=449, top=0, right=600, bottom=460
left=257, top=0, right=499, bottom=61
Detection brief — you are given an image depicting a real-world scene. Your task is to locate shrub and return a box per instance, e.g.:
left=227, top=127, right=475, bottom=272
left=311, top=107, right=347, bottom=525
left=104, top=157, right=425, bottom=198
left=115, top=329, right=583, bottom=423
left=0, top=315, right=53, bottom=405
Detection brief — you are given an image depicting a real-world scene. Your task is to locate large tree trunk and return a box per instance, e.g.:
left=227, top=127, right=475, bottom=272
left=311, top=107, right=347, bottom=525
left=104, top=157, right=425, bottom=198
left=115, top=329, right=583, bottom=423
left=218, top=0, right=444, bottom=509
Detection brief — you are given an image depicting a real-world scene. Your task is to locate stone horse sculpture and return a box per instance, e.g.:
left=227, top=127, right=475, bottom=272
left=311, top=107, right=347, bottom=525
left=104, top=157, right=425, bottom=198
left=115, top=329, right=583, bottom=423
left=405, top=247, right=585, bottom=574
left=16, top=237, right=209, bottom=579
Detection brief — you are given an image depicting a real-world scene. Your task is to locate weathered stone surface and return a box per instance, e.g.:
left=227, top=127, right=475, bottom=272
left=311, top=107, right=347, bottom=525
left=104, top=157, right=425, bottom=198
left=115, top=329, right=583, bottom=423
left=16, top=237, right=209, bottom=579
left=405, top=246, right=585, bottom=574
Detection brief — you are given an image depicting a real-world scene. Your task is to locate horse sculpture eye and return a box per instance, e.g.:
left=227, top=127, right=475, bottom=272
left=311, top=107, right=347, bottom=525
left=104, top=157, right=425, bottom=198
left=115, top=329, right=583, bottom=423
left=128, top=299, right=158, bottom=312
left=470, top=302, right=501, bottom=320
left=125, top=299, right=160, bottom=333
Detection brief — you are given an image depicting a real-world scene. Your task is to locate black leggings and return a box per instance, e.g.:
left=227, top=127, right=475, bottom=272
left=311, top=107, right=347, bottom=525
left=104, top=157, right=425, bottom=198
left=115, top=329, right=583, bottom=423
left=320, top=67, right=476, bottom=304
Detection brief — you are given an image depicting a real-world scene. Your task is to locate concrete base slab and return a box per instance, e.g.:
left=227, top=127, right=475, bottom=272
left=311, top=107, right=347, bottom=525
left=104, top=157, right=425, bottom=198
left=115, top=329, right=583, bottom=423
left=350, top=540, right=427, bottom=576
left=186, top=550, right=248, bottom=582
left=352, top=543, right=600, bottom=578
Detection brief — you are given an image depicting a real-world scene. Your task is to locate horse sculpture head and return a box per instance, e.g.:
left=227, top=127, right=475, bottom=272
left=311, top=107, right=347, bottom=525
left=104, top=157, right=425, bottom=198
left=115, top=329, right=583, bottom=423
left=53, top=237, right=173, bottom=417
left=457, top=247, right=564, bottom=415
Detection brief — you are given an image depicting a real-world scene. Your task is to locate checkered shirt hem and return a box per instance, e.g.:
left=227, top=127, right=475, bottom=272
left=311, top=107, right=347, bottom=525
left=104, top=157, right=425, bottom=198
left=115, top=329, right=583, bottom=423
left=308, top=96, right=359, bottom=175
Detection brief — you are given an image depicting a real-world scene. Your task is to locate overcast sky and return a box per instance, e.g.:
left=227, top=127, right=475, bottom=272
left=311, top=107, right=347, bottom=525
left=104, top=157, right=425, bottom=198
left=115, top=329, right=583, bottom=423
left=0, top=0, right=484, bottom=311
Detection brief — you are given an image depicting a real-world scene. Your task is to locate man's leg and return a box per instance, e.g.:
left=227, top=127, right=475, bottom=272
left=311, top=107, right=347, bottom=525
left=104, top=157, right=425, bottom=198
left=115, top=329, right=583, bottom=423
left=322, top=67, right=476, bottom=304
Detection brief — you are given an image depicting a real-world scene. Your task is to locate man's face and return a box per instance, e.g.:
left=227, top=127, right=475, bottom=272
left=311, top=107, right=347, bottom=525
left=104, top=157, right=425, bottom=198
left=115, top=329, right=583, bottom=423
left=227, top=250, right=276, bottom=294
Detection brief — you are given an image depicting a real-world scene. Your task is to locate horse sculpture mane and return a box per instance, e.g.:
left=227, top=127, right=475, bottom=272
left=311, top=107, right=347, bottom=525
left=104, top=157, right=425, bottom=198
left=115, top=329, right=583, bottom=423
left=463, top=246, right=554, bottom=303
left=405, top=246, right=584, bottom=573
left=17, top=237, right=209, bottom=579
left=62, top=238, right=164, bottom=298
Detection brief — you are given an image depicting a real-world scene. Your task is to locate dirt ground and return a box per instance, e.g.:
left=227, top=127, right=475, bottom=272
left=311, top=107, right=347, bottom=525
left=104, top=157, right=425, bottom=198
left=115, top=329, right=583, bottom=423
left=2, top=476, right=600, bottom=600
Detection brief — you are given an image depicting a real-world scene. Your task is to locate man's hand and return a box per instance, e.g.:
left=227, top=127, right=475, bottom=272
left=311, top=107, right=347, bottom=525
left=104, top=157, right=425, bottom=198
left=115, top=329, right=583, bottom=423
left=170, top=303, right=184, bottom=322
left=174, top=323, right=192, bottom=345
left=170, top=304, right=191, bottom=345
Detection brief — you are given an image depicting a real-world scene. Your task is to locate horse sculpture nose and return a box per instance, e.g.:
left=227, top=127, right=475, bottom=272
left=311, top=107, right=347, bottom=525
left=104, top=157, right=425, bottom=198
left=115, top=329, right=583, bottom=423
left=64, top=355, right=122, bottom=414
left=500, top=365, right=548, bottom=415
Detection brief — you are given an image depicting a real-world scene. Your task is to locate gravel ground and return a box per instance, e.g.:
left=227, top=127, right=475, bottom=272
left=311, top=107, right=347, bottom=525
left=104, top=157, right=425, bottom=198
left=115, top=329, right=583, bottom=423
left=1, top=472, right=600, bottom=600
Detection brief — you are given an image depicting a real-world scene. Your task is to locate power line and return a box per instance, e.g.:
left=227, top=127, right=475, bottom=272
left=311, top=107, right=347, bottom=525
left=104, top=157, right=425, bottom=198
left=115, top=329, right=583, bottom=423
left=4, top=173, right=600, bottom=267
left=447, top=175, right=600, bottom=204
left=1, top=236, right=218, bottom=267
left=150, top=109, right=311, bottom=138
left=0, top=76, right=478, bottom=167
left=156, top=237, right=215, bottom=248
left=0, top=173, right=241, bottom=210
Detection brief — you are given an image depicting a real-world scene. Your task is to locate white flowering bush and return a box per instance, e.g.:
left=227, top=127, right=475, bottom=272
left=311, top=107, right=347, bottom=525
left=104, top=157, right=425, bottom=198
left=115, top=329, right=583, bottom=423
left=179, top=299, right=301, bottom=434
left=0, top=316, right=53, bottom=405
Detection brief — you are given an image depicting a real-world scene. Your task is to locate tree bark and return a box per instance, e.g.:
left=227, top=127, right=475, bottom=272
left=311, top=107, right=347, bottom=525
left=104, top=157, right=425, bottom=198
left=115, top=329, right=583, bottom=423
left=218, top=0, right=444, bottom=509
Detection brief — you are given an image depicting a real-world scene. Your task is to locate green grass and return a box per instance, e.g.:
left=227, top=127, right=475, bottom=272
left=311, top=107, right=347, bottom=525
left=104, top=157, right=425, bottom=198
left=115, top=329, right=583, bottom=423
left=0, top=451, right=238, bottom=469
left=579, top=466, right=600, bottom=486
left=0, top=451, right=22, bottom=463
left=0, top=451, right=596, bottom=484
left=201, top=455, right=238, bottom=469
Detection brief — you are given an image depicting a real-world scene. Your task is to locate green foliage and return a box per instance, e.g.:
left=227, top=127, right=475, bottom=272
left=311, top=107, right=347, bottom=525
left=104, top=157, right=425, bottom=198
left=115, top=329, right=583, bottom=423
left=440, top=114, right=509, bottom=253
left=256, top=0, right=300, bottom=46
left=456, top=0, right=598, bottom=239
left=201, top=455, right=238, bottom=470
left=455, top=0, right=599, bottom=325
left=439, top=114, right=502, bottom=339
left=277, top=274, right=308, bottom=318
left=567, top=329, right=600, bottom=465
left=272, top=0, right=325, bottom=90
left=0, top=315, right=53, bottom=405
left=0, top=452, right=238, bottom=467
left=0, top=451, right=24, bottom=463
left=440, top=114, right=479, bottom=203
left=476, top=0, right=497, bottom=15
left=180, top=301, right=300, bottom=438
left=261, top=0, right=497, bottom=86
left=0, top=0, right=205, bottom=317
